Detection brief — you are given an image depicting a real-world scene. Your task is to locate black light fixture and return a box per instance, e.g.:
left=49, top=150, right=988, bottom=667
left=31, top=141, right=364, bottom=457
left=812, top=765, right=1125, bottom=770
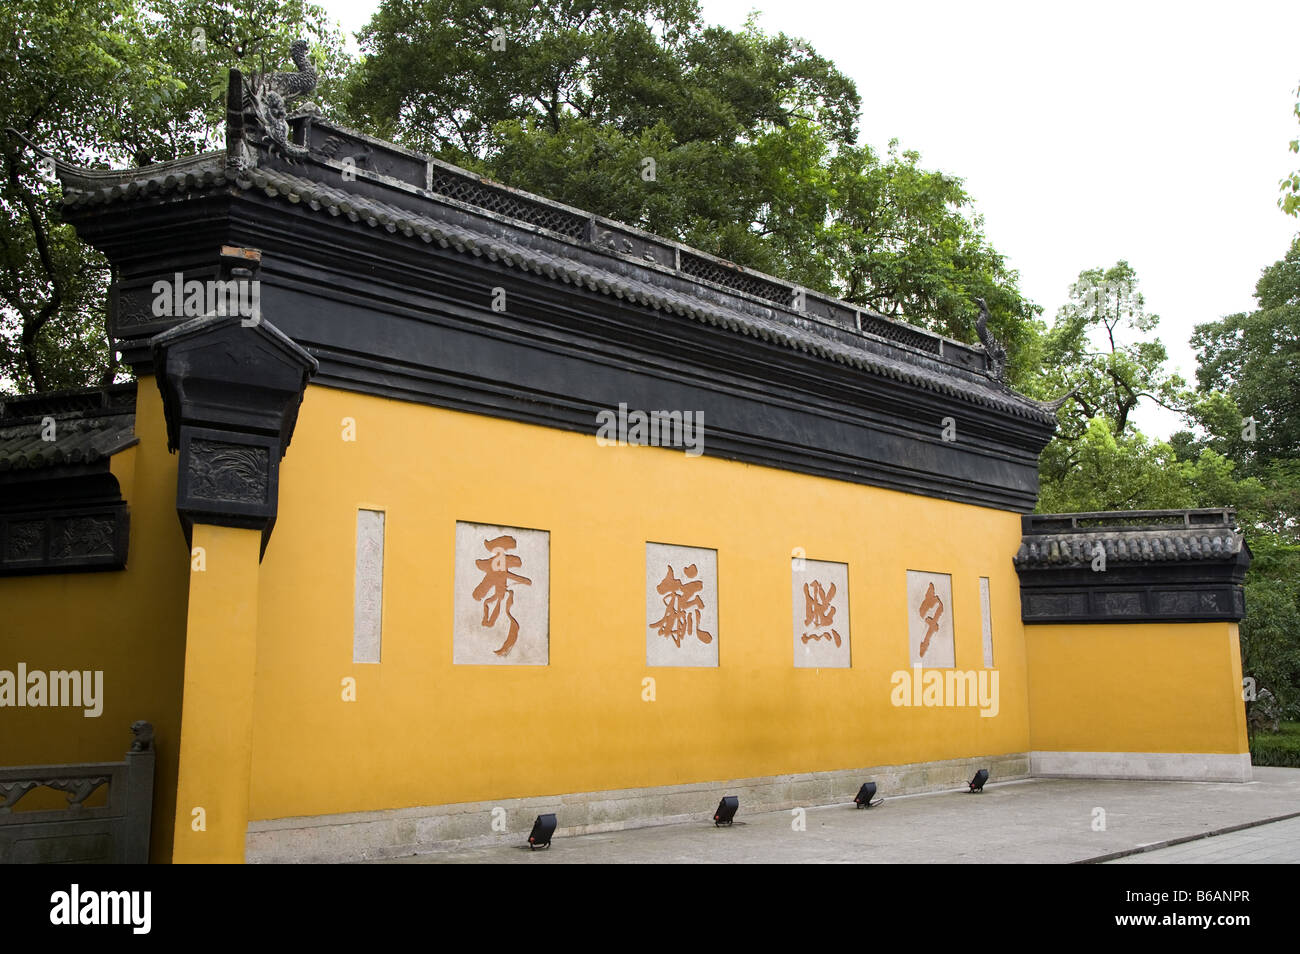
left=713, top=796, right=739, bottom=827
left=854, top=782, right=882, bottom=808
left=967, top=769, right=989, bottom=793
left=527, top=813, right=557, bottom=849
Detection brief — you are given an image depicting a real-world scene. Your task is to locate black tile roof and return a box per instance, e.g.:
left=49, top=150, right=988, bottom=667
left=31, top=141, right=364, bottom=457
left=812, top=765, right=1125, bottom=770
left=1014, top=510, right=1247, bottom=567
left=0, top=383, right=137, bottom=473
left=53, top=147, right=1058, bottom=425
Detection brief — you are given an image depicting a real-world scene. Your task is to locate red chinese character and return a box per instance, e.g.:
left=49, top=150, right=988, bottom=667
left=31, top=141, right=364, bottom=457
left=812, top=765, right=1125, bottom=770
left=472, top=534, right=532, bottom=656
left=650, top=563, right=713, bottom=647
left=917, top=581, right=944, bottom=658
left=801, top=580, right=842, bottom=648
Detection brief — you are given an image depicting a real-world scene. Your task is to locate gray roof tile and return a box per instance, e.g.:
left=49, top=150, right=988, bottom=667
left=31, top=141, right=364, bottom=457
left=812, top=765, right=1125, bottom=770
left=0, top=384, right=137, bottom=474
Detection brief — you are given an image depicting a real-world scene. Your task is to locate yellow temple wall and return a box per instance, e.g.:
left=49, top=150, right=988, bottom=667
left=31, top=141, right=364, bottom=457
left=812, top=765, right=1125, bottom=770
left=245, top=383, right=1031, bottom=821
left=1025, top=621, right=1250, bottom=761
left=2, top=378, right=1254, bottom=863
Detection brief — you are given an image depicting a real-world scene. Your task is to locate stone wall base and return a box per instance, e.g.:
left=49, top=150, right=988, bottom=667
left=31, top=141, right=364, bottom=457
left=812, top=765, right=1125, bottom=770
left=1029, top=751, right=1252, bottom=783
left=246, top=753, right=1029, bottom=863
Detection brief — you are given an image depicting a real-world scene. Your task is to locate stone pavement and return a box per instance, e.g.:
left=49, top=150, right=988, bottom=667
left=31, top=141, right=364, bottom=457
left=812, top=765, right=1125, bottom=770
left=1105, top=814, right=1300, bottom=864
left=378, top=767, right=1300, bottom=864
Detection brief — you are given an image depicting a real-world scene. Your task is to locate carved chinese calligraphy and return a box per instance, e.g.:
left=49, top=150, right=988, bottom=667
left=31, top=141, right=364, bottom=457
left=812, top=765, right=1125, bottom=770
left=454, top=522, right=550, bottom=665
left=645, top=543, right=719, bottom=667
left=907, top=571, right=955, bottom=667
left=792, top=558, right=851, bottom=668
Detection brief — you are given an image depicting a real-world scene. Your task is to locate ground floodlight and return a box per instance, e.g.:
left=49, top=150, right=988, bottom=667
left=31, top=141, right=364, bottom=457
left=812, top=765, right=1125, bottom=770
left=714, top=796, right=739, bottom=827
left=967, top=769, right=989, bottom=793
left=528, top=813, right=557, bottom=849
left=854, top=782, right=882, bottom=808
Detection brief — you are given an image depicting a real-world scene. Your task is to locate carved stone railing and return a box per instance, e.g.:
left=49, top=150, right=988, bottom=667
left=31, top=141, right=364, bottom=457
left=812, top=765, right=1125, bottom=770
left=0, top=721, right=154, bottom=863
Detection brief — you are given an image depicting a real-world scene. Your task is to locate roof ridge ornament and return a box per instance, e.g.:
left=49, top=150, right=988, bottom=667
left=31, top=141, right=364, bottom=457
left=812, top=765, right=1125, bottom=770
left=973, top=297, right=1008, bottom=384
left=5, top=126, right=84, bottom=179
left=1041, top=380, right=1082, bottom=413
left=232, top=39, right=319, bottom=165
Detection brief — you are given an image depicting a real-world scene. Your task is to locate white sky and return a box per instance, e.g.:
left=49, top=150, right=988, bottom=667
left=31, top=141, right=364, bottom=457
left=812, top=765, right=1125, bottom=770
left=319, top=0, right=1300, bottom=438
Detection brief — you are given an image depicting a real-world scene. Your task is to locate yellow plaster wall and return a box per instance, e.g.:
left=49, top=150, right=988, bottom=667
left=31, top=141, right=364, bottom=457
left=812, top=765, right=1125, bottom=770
left=1, top=376, right=1255, bottom=856
left=1024, top=621, right=1249, bottom=755
left=0, top=377, right=190, bottom=862
left=248, top=384, right=1031, bottom=820
left=171, top=524, right=262, bottom=863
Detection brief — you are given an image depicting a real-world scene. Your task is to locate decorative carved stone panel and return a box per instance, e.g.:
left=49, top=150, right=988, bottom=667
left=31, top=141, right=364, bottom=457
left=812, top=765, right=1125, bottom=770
left=175, top=427, right=281, bottom=543
left=4, top=521, right=46, bottom=563
left=186, top=439, right=270, bottom=504
left=1023, top=592, right=1089, bottom=619
left=452, top=522, right=550, bottom=666
left=791, top=558, right=850, bottom=669
left=49, top=516, right=117, bottom=560
left=906, top=570, right=955, bottom=668
left=0, top=507, right=129, bottom=576
left=646, top=543, right=719, bottom=668
left=1156, top=591, right=1196, bottom=615
left=1101, top=592, right=1144, bottom=616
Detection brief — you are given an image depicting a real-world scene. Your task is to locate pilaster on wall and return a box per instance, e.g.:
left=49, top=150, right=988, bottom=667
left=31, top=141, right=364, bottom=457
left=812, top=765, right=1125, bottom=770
left=151, top=295, right=316, bottom=862
left=172, top=524, right=262, bottom=862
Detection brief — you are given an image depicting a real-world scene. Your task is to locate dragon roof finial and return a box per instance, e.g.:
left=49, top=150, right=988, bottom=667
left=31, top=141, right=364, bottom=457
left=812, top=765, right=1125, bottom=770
left=243, top=39, right=318, bottom=162
left=974, top=297, right=1008, bottom=384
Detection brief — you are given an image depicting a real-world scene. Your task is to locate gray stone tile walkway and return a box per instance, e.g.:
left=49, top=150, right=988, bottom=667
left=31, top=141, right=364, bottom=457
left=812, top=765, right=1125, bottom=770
left=1106, top=815, right=1300, bottom=864
left=375, top=767, right=1300, bottom=864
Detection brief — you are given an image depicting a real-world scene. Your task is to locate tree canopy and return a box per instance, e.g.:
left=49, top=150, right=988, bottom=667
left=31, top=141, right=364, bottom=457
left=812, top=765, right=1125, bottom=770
left=0, top=0, right=348, bottom=392
left=1281, top=78, right=1300, bottom=217
left=343, top=1, right=1039, bottom=382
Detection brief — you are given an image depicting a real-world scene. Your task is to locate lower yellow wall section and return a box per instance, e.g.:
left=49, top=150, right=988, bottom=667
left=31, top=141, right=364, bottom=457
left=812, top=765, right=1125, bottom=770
left=1025, top=621, right=1249, bottom=755
left=248, top=384, right=1031, bottom=821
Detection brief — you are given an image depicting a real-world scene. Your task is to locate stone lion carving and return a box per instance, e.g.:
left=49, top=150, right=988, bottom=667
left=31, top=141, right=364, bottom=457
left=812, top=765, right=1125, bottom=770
left=130, top=720, right=154, bottom=752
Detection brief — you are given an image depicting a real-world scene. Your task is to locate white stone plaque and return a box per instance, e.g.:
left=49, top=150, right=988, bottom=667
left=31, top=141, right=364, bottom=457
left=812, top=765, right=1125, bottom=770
left=454, top=522, right=549, bottom=666
left=792, top=558, right=851, bottom=668
left=353, top=509, right=385, bottom=663
left=980, top=576, right=994, bottom=668
left=645, top=543, right=718, bottom=667
left=906, top=570, right=955, bottom=668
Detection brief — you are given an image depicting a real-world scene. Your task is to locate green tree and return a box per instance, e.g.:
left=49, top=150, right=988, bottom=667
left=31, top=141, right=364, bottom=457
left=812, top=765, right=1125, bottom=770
left=345, top=2, right=1039, bottom=381
left=1187, top=236, right=1300, bottom=473
left=1035, top=417, right=1259, bottom=514
left=0, top=0, right=348, bottom=394
left=1180, top=239, right=1300, bottom=721
left=1281, top=78, right=1300, bottom=217
left=1032, top=260, right=1201, bottom=513
left=1037, top=261, right=1189, bottom=440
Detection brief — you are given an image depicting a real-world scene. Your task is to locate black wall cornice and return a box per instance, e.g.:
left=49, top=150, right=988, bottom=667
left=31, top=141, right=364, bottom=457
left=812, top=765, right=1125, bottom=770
left=1014, top=511, right=1252, bottom=623
left=65, top=159, right=1058, bottom=513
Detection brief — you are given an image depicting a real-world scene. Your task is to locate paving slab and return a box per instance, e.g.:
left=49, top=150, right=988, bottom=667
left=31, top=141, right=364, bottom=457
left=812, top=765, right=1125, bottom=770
left=370, top=767, right=1300, bottom=864
left=1106, top=815, right=1300, bottom=864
